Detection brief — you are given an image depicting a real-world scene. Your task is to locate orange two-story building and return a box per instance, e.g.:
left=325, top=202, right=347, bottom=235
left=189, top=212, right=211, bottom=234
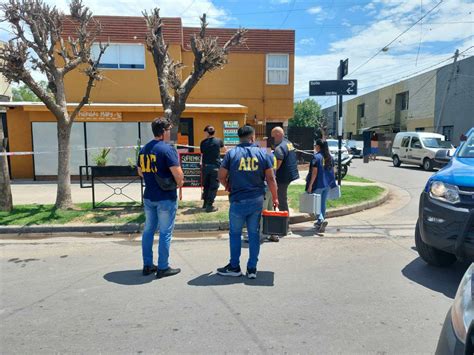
left=4, top=16, right=294, bottom=179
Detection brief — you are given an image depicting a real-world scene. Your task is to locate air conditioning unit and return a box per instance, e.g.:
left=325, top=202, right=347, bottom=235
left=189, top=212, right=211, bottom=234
left=385, top=98, right=392, bottom=104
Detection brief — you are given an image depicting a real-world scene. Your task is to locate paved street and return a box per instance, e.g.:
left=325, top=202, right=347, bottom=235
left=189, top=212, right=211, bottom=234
left=1, top=159, right=469, bottom=353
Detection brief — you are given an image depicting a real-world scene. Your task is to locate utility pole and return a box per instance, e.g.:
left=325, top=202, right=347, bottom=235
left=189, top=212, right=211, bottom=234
left=308, top=60, right=357, bottom=186
left=435, top=49, right=459, bottom=134
left=337, top=59, right=348, bottom=186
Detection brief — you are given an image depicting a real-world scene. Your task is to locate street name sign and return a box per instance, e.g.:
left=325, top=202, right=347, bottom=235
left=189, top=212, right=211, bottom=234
left=309, top=80, right=358, bottom=96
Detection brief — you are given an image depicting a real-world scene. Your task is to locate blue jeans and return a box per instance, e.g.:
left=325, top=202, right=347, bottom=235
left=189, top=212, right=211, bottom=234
left=142, top=198, right=178, bottom=270
left=229, top=197, right=264, bottom=269
left=315, top=187, right=329, bottom=223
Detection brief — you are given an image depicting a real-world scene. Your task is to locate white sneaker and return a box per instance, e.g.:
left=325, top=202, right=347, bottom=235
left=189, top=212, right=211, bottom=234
left=246, top=268, right=257, bottom=279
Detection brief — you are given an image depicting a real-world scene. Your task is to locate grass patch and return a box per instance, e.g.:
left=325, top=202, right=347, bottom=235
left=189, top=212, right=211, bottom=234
left=0, top=200, right=228, bottom=226
left=1, top=185, right=383, bottom=227
left=288, top=184, right=384, bottom=211
left=343, top=175, right=374, bottom=183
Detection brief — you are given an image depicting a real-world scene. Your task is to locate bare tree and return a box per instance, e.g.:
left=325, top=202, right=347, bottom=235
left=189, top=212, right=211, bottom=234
left=0, top=0, right=107, bottom=209
left=143, top=10, right=246, bottom=137
left=0, top=122, right=12, bottom=212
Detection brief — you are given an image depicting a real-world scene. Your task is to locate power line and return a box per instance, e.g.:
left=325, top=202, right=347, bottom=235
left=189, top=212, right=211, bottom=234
left=348, top=0, right=445, bottom=76
left=278, top=0, right=296, bottom=28
left=180, top=0, right=197, bottom=17
left=415, top=0, right=423, bottom=66
left=312, top=0, right=335, bottom=45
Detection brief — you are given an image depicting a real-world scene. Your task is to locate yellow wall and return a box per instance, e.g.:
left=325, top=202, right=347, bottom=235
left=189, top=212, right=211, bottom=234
left=64, top=46, right=294, bottom=123
left=7, top=106, right=245, bottom=179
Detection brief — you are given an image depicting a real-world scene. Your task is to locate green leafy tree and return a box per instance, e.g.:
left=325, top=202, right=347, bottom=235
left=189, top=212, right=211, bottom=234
left=289, top=98, right=322, bottom=128
left=12, top=82, right=47, bottom=102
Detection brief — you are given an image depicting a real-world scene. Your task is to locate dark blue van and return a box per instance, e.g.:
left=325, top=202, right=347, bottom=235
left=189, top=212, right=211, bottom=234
left=416, top=127, right=474, bottom=267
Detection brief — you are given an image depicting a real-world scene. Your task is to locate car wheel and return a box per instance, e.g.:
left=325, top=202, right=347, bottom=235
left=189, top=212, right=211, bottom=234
left=415, top=220, right=456, bottom=267
left=393, top=155, right=401, bottom=167
left=423, top=158, right=434, bottom=171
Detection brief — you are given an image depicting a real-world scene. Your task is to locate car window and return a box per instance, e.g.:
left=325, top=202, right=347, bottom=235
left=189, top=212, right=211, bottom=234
left=458, top=135, right=474, bottom=158
left=422, top=138, right=453, bottom=149
left=327, top=141, right=338, bottom=148
left=401, top=137, right=410, bottom=148
left=411, top=137, right=422, bottom=149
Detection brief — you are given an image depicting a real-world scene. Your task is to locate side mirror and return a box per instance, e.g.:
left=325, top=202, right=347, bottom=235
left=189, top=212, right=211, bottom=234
left=434, top=149, right=452, bottom=164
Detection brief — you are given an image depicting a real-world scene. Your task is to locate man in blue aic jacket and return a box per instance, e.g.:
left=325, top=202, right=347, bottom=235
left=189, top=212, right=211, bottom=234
left=138, top=118, right=184, bottom=279
left=217, top=125, right=279, bottom=279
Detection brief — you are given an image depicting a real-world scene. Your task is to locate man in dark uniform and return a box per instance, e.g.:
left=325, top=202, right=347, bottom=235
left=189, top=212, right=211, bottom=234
left=217, top=125, right=278, bottom=279
left=271, top=126, right=300, bottom=214
left=138, top=118, right=184, bottom=279
left=200, top=125, right=224, bottom=213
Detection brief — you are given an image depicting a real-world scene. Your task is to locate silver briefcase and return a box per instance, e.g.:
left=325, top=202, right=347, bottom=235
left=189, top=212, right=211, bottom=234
left=299, top=193, right=321, bottom=215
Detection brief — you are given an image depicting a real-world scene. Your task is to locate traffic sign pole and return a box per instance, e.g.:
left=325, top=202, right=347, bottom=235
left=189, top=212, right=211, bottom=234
left=337, top=59, right=348, bottom=186
left=308, top=58, right=353, bottom=186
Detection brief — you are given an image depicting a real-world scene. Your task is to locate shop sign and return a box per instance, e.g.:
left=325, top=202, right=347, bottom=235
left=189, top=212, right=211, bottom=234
left=180, top=152, right=202, bottom=188
left=76, top=111, right=123, bottom=121
left=224, top=120, right=239, bottom=146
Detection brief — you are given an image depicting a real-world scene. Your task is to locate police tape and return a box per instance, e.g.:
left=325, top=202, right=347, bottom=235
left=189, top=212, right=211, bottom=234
left=0, top=143, right=314, bottom=156
left=0, top=145, right=141, bottom=157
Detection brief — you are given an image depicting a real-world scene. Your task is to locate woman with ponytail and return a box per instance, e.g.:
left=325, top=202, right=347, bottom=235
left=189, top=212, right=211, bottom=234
left=305, top=139, right=334, bottom=232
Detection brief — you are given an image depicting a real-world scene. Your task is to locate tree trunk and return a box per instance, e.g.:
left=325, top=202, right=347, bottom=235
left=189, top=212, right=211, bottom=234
left=0, top=122, right=13, bottom=212
left=55, top=119, right=73, bottom=209
left=166, top=111, right=181, bottom=144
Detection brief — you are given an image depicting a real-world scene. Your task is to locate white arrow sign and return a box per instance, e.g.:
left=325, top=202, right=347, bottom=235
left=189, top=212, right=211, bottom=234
left=346, top=87, right=354, bottom=94
left=348, top=81, right=355, bottom=88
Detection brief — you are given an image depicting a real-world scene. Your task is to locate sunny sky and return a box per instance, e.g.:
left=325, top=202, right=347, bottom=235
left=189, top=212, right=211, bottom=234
left=1, top=0, right=473, bottom=108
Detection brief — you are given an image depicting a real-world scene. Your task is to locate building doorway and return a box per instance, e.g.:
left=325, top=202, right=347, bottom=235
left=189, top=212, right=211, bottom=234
left=178, top=118, right=194, bottom=151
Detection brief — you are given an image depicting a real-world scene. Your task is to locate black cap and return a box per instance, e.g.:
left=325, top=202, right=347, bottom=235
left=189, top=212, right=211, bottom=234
left=204, top=125, right=215, bottom=134
left=238, top=125, right=255, bottom=138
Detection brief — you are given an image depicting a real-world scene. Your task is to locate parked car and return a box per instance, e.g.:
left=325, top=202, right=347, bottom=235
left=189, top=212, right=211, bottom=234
left=392, top=132, right=454, bottom=171
left=327, top=139, right=350, bottom=159
left=436, top=263, right=474, bottom=354
left=346, top=140, right=364, bottom=158
left=327, top=139, right=353, bottom=179
left=415, top=127, right=474, bottom=267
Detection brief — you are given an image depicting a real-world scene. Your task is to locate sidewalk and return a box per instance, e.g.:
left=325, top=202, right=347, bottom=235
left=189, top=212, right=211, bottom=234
left=10, top=176, right=309, bottom=205
left=10, top=176, right=369, bottom=205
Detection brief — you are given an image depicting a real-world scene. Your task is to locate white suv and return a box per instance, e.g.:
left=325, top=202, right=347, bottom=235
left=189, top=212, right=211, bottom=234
left=391, top=132, right=454, bottom=171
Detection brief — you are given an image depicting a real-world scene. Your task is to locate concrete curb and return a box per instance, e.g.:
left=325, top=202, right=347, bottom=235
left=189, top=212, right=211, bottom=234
left=0, top=186, right=389, bottom=237
left=288, top=187, right=390, bottom=224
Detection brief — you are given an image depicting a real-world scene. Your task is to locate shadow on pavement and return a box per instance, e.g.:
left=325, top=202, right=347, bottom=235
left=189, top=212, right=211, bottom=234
left=401, top=257, right=470, bottom=299
left=188, top=271, right=274, bottom=287
left=103, top=270, right=155, bottom=286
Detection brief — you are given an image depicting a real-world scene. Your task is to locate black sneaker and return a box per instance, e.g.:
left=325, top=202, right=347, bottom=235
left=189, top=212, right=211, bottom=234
left=202, top=201, right=207, bottom=209
left=217, top=263, right=242, bottom=277
left=246, top=268, right=257, bottom=279
left=319, top=220, right=328, bottom=233
left=156, top=267, right=181, bottom=279
left=205, top=204, right=218, bottom=213
left=142, top=264, right=157, bottom=276
left=267, top=235, right=279, bottom=242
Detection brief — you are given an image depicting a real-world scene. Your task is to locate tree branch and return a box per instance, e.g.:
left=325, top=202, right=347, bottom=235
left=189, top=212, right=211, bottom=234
left=143, top=8, right=175, bottom=115
left=144, top=9, right=246, bottom=123
left=69, top=42, right=107, bottom=121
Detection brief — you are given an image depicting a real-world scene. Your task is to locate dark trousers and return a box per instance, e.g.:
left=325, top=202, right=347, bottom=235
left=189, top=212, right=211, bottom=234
left=202, top=165, right=219, bottom=205
left=277, top=183, right=289, bottom=212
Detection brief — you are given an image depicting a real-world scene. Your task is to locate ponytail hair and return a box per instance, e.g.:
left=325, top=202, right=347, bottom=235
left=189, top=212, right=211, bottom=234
left=315, top=139, right=333, bottom=170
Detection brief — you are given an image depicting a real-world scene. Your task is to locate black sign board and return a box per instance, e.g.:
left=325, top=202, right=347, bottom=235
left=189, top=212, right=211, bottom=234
left=338, top=58, right=349, bottom=79
left=309, top=80, right=357, bottom=96
left=179, top=153, right=202, bottom=187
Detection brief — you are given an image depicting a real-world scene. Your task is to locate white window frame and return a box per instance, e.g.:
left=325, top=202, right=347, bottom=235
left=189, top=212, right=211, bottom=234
left=266, top=53, right=289, bottom=85
left=92, top=43, right=146, bottom=71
